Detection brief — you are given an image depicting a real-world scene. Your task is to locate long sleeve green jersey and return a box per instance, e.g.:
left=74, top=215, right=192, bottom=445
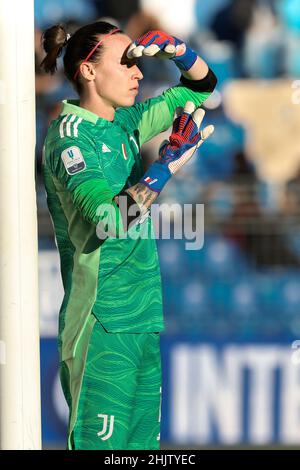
left=43, top=79, right=214, bottom=361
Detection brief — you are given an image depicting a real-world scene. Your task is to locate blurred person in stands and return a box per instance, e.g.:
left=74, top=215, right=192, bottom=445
left=93, top=0, right=140, bottom=30
left=210, top=0, right=255, bottom=77
left=243, top=1, right=283, bottom=78
left=211, top=0, right=254, bottom=50
left=40, top=21, right=216, bottom=449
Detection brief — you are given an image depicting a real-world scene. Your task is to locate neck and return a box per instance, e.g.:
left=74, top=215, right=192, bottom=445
left=79, top=90, right=115, bottom=122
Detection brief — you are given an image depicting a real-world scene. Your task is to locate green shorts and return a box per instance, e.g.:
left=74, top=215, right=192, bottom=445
left=59, top=314, right=162, bottom=450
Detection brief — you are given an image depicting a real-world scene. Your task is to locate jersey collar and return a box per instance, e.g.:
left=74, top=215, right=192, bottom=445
left=60, top=100, right=114, bottom=126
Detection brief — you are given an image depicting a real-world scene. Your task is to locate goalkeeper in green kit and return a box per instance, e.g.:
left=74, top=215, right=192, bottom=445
left=40, top=21, right=217, bottom=450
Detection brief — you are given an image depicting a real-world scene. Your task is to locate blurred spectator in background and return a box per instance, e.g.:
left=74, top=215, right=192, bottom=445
left=211, top=0, right=254, bottom=50
left=244, top=1, right=283, bottom=78
left=195, top=0, right=230, bottom=29
left=93, top=0, right=140, bottom=29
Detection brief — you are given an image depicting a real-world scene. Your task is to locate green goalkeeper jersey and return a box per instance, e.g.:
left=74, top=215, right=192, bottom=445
left=43, top=80, right=213, bottom=361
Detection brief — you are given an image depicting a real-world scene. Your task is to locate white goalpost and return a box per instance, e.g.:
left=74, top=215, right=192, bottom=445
left=0, top=0, right=41, bottom=449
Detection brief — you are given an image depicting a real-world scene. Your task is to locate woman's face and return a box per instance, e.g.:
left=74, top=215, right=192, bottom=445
left=93, top=33, right=144, bottom=108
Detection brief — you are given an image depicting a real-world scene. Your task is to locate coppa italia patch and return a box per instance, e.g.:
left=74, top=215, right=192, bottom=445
left=61, top=146, right=86, bottom=175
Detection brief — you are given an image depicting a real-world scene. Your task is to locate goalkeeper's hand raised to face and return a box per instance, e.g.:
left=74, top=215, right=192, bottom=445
left=140, top=101, right=214, bottom=193
left=126, top=30, right=198, bottom=71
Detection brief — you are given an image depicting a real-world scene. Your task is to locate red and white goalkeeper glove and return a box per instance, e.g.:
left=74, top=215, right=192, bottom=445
left=140, top=101, right=214, bottom=193
left=127, top=30, right=198, bottom=71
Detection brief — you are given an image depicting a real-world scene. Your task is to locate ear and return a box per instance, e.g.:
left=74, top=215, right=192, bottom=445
left=80, top=62, right=96, bottom=81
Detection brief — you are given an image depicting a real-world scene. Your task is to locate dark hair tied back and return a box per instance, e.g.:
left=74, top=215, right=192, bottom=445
left=40, top=21, right=122, bottom=94
left=40, top=24, right=69, bottom=74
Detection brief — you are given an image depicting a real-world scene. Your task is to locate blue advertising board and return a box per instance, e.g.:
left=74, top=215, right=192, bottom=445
left=40, top=336, right=300, bottom=448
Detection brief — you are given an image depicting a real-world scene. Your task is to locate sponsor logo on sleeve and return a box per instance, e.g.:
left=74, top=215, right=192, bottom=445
left=61, top=146, right=86, bottom=175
